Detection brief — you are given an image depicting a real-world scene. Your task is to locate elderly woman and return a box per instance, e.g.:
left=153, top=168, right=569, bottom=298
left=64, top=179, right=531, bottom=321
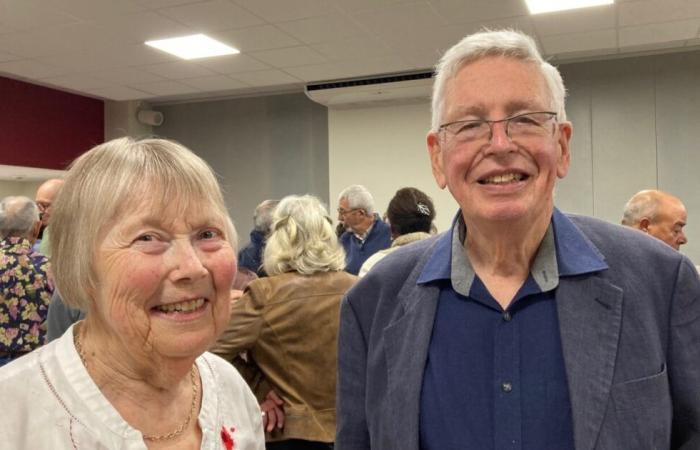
left=359, top=187, right=436, bottom=277
left=211, top=194, right=356, bottom=450
left=0, top=137, right=264, bottom=449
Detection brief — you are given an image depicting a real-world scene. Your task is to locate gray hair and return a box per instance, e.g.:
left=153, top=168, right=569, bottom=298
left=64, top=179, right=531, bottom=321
left=0, top=196, right=40, bottom=239
left=263, top=194, right=345, bottom=276
left=622, top=190, right=679, bottom=226
left=253, top=199, right=279, bottom=233
left=338, top=184, right=375, bottom=215
left=51, top=137, right=237, bottom=311
left=431, top=28, right=567, bottom=131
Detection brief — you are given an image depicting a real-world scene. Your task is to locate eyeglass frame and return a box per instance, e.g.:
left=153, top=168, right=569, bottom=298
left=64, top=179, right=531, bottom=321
left=437, top=111, right=559, bottom=145
left=337, top=207, right=362, bottom=216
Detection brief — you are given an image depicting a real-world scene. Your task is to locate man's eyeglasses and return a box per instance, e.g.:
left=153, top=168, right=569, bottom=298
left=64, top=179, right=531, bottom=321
left=438, top=111, right=558, bottom=145
left=337, top=207, right=361, bottom=216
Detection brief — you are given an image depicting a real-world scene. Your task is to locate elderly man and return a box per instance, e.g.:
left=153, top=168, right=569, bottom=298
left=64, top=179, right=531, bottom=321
left=337, top=185, right=391, bottom=275
left=0, top=196, right=53, bottom=366
left=34, top=178, right=63, bottom=257
left=238, top=199, right=279, bottom=275
left=622, top=189, right=688, bottom=250
left=336, top=30, right=700, bottom=450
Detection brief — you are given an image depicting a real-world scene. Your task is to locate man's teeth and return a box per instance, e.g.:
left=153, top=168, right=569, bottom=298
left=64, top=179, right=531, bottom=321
left=155, top=298, right=206, bottom=313
left=482, top=173, right=524, bottom=184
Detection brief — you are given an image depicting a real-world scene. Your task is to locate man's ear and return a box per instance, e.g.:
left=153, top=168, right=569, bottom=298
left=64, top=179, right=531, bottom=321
left=556, top=121, right=572, bottom=179
left=427, top=131, right=447, bottom=189
left=639, top=218, right=651, bottom=232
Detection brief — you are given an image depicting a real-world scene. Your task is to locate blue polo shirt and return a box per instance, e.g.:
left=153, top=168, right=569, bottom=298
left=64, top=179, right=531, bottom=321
left=418, top=209, right=607, bottom=450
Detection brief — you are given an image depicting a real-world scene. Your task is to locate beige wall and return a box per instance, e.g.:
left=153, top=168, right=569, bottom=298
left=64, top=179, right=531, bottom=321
left=0, top=180, right=44, bottom=200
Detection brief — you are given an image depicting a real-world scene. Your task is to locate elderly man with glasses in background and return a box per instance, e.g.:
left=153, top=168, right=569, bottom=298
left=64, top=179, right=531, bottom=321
left=337, top=185, right=391, bottom=275
left=336, top=29, right=700, bottom=450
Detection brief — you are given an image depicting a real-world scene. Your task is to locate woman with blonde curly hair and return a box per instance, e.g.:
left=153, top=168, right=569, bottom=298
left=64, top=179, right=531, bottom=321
left=212, top=194, right=356, bottom=450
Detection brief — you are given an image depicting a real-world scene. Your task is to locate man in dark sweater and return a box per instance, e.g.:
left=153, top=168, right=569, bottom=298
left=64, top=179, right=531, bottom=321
left=337, top=185, right=391, bottom=275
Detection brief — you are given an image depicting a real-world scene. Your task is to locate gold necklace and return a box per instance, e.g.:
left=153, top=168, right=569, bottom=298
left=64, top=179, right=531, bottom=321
left=73, top=328, right=199, bottom=442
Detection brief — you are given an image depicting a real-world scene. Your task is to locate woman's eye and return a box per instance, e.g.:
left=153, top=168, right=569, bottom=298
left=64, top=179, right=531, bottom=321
left=136, top=234, right=156, bottom=242
left=199, top=229, right=220, bottom=240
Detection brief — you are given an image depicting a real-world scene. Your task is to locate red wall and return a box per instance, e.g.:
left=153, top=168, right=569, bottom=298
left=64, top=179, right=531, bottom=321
left=0, top=76, right=104, bottom=170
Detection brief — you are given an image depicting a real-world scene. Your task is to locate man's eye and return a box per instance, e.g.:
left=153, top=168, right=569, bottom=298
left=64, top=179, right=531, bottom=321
left=511, top=115, right=539, bottom=126
left=456, top=121, right=484, bottom=133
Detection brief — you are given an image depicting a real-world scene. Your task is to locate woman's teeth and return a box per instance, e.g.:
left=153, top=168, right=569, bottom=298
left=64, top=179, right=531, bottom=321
left=154, top=298, right=206, bottom=313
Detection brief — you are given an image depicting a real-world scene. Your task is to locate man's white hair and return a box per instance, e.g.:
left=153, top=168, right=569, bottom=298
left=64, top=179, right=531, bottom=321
left=338, top=184, right=375, bottom=215
left=431, top=28, right=567, bottom=131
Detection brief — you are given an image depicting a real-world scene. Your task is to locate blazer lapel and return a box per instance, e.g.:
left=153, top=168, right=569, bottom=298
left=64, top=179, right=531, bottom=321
left=382, top=280, right=440, bottom=450
left=557, top=275, right=624, bottom=450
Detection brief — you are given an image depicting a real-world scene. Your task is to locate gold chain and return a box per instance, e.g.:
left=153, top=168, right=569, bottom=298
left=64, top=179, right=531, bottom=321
left=73, top=328, right=199, bottom=442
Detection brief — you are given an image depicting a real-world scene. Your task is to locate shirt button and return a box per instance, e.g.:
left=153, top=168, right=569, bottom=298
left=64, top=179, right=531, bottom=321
left=502, top=382, right=513, bottom=393
left=502, top=311, right=512, bottom=322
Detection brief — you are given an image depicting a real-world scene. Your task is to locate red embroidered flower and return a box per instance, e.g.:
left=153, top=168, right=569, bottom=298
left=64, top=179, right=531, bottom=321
left=221, top=425, right=235, bottom=450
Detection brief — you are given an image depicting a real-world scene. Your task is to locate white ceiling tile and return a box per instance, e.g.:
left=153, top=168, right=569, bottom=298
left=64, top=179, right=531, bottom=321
left=532, top=5, right=616, bottom=36
left=334, top=0, right=414, bottom=14
left=159, top=0, right=263, bottom=31
left=232, top=0, right=338, bottom=22
left=196, top=53, right=270, bottom=73
left=540, top=29, right=617, bottom=55
left=93, top=11, right=194, bottom=44
left=312, top=36, right=392, bottom=60
left=130, top=80, right=201, bottom=96
left=180, top=74, right=249, bottom=90
left=89, top=68, right=168, bottom=85
left=276, top=12, right=363, bottom=45
left=0, top=51, right=21, bottom=62
left=0, top=1, right=80, bottom=31
left=250, top=46, right=327, bottom=67
left=47, top=0, right=147, bottom=21
left=619, top=0, right=700, bottom=27
left=83, top=85, right=151, bottom=101
left=284, top=62, right=351, bottom=82
left=0, top=23, right=117, bottom=58
left=38, top=43, right=177, bottom=72
left=429, top=0, right=528, bottom=24
left=0, top=59, right=69, bottom=79
left=142, top=61, right=216, bottom=79
left=619, top=19, right=700, bottom=47
left=351, top=3, right=448, bottom=40
left=132, top=0, right=206, bottom=9
left=40, top=74, right=111, bottom=90
left=230, top=69, right=302, bottom=86
left=211, top=25, right=300, bottom=52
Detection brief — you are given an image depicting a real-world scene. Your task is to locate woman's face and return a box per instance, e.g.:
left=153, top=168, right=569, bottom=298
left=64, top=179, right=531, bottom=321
left=93, top=197, right=236, bottom=362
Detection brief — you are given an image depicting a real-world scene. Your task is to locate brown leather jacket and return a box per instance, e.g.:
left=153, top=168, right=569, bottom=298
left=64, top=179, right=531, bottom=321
left=211, top=270, right=357, bottom=443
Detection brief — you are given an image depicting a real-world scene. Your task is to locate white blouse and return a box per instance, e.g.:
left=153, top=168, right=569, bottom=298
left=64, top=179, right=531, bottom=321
left=0, top=324, right=265, bottom=449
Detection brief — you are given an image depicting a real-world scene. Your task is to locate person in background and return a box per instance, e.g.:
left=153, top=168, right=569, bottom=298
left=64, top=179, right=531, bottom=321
left=621, top=189, right=688, bottom=250
left=212, top=194, right=356, bottom=450
left=336, top=29, right=700, bottom=450
left=359, top=187, right=435, bottom=277
left=34, top=178, right=63, bottom=256
left=0, top=196, right=53, bottom=367
left=337, top=185, right=391, bottom=275
left=0, top=137, right=264, bottom=449
left=239, top=199, right=279, bottom=275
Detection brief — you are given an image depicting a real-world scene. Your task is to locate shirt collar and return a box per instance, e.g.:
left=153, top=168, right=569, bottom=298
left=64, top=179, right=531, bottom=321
left=417, top=208, right=607, bottom=291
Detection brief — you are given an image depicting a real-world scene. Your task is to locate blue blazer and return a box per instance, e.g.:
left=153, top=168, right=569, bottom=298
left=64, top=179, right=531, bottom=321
left=336, top=213, right=700, bottom=450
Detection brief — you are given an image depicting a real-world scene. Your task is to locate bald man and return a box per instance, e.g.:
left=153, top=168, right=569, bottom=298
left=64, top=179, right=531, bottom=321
left=622, top=189, right=688, bottom=250
left=34, top=178, right=63, bottom=257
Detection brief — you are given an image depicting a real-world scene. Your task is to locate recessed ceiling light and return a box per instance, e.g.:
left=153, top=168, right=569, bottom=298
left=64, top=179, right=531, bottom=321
left=525, top=0, right=613, bottom=14
left=145, top=34, right=239, bottom=60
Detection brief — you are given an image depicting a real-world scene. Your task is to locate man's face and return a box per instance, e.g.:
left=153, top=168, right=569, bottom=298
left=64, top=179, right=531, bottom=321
left=338, top=198, right=364, bottom=233
left=647, top=200, right=688, bottom=250
left=36, top=182, right=61, bottom=226
left=427, top=56, right=571, bottom=226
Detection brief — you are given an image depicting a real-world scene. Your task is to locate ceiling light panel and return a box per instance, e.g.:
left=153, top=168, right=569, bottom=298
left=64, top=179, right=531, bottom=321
left=145, top=34, right=239, bottom=60
left=526, top=0, right=614, bottom=15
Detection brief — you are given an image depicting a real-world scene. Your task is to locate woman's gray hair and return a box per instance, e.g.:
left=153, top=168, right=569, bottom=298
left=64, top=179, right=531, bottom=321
left=338, top=184, right=375, bottom=215
left=431, top=28, right=567, bottom=131
left=263, top=194, right=345, bottom=276
left=0, top=196, right=39, bottom=239
left=50, top=137, right=237, bottom=311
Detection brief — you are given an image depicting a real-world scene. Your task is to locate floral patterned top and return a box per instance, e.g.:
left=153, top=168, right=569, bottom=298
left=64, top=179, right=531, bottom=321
left=0, top=237, right=53, bottom=353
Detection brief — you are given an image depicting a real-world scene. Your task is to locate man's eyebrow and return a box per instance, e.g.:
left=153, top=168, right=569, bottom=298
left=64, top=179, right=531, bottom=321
left=447, top=100, right=545, bottom=121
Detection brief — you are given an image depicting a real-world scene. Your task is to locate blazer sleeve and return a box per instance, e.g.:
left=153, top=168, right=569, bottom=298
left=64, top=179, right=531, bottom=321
left=209, top=282, right=266, bottom=362
left=336, top=294, right=371, bottom=450
left=669, top=258, right=700, bottom=449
